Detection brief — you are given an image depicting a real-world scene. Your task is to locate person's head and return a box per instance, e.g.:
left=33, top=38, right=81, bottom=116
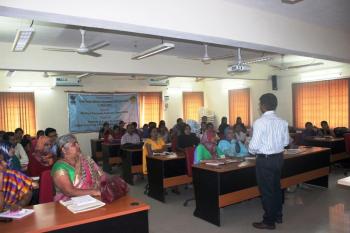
left=221, top=117, right=227, bottom=125
left=131, top=122, right=138, bottom=129
left=176, top=118, right=183, bottom=125
left=206, top=122, right=214, bottom=131
left=204, top=130, right=217, bottom=144
left=159, top=125, right=167, bottom=134
left=0, top=154, right=7, bottom=172
left=259, top=93, right=278, bottom=113
left=183, top=124, right=192, bottom=135
left=224, top=127, right=234, bottom=141
left=0, top=131, right=5, bottom=142
left=36, top=130, right=45, bottom=139
left=201, top=122, right=207, bottom=129
left=102, top=122, right=109, bottom=130
left=113, top=125, right=120, bottom=134
left=3, top=132, right=16, bottom=145
left=14, top=128, right=24, bottom=140
left=21, top=137, right=32, bottom=154
left=236, top=117, right=242, bottom=125
left=321, top=121, right=329, bottom=129
left=143, top=124, right=149, bottom=130
left=35, top=136, right=52, bottom=153
left=0, top=142, right=15, bottom=161
left=149, top=122, right=157, bottom=129
left=159, top=120, right=166, bottom=128
left=45, top=128, right=58, bottom=144
left=126, top=124, right=135, bottom=135
left=305, top=122, right=313, bottom=130
left=119, top=120, right=126, bottom=129
left=58, top=134, right=80, bottom=159
left=149, top=127, right=158, bottom=140
left=201, top=116, right=208, bottom=123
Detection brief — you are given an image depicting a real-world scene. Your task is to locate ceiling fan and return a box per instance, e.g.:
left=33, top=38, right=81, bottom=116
left=269, top=55, right=324, bottom=71
left=179, top=44, right=235, bottom=64
left=42, top=29, right=109, bottom=57
left=227, top=48, right=272, bottom=73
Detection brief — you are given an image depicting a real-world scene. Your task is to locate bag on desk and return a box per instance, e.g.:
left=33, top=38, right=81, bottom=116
left=100, top=176, right=129, bottom=203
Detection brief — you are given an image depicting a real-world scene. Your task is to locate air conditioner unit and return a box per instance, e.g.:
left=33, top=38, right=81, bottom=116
left=148, top=79, right=169, bottom=86
left=55, top=77, right=82, bottom=87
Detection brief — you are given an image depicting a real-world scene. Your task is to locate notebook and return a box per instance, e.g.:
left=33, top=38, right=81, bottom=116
left=0, top=209, right=34, bottom=219
left=60, top=195, right=105, bottom=214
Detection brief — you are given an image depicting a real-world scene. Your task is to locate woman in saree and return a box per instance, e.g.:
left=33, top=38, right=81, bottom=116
left=194, top=129, right=224, bottom=164
left=51, top=134, right=105, bottom=201
left=0, top=153, right=33, bottom=212
left=27, top=136, right=54, bottom=177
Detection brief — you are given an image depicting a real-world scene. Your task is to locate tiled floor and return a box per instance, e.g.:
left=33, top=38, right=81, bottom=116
left=125, top=169, right=350, bottom=233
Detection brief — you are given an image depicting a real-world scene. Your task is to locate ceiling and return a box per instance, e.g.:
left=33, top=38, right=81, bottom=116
left=231, top=0, right=350, bottom=33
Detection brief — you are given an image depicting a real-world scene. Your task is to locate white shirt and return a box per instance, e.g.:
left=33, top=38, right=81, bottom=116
left=15, top=143, right=29, bottom=167
left=249, top=111, right=289, bottom=155
left=121, top=133, right=141, bottom=145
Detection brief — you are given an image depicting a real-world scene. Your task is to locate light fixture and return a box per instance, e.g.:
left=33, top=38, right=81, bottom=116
left=132, top=42, right=175, bottom=60
left=4, top=70, right=16, bottom=77
left=281, top=0, right=304, bottom=4
left=12, top=27, right=35, bottom=52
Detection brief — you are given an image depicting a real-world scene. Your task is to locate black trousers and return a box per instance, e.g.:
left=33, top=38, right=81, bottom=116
left=255, top=153, right=284, bottom=225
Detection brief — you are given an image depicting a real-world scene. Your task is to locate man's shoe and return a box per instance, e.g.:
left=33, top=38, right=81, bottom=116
left=252, top=222, right=276, bottom=230
left=275, top=219, right=283, bottom=224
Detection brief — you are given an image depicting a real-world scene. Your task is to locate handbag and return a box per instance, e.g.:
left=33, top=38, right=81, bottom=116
left=100, top=176, right=129, bottom=203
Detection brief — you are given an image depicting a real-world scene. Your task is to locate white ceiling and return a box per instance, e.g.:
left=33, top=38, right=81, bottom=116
left=231, top=0, right=350, bottom=33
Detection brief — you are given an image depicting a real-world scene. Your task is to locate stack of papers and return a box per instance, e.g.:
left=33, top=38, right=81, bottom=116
left=60, top=195, right=105, bottom=214
left=0, top=209, right=34, bottom=219
left=205, top=161, right=225, bottom=166
left=337, top=176, right=350, bottom=187
left=284, top=149, right=302, bottom=155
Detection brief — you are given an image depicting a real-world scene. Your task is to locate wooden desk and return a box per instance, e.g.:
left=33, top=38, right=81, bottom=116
left=146, top=153, right=192, bottom=202
left=102, top=143, right=121, bottom=173
left=90, top=139, right=103, bottom=162
left=304, top=136, right=348, bottom=162
left=121, top=148, right=143, bottom=185
left=0, top=196, right=150, bottom=233
left=192, top=147, right=331, bottom=226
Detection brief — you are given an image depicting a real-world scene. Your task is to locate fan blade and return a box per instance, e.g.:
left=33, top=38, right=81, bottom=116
left=177, top=56, right=201, bottom=60
left=84, top=51, right=102, bottom=57
left=269, top=64, right=284, bottom=70
left=243, top=56, right=272, bottom=65
left=76, top=73, right=93, bottom=79
left=42, top=47, right=76, bottom=52
left=87, top=41, right=110, bottom=52
left=287, top=62, right=324, bottom=69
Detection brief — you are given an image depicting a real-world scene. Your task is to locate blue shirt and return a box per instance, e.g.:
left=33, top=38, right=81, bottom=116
left=218, top=139, right=248, bottom=157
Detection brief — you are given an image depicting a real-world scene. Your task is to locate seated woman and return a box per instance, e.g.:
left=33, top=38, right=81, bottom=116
left=233, top=117, right=247, bottom=134
left=158, top=124, right=170, bottom=143
left=51, top=134, right=104, bottom=201
left=27, top=136, right=55, bottom=177
left=0, top=142, right=21, bottom=172
left=142, top=127, right=166, bottom=174
left=318, top=121, right=334, bottom=137
left=218, top=117, right=229, bottom=136
left=98, top=122, right=110, bottom=139
left=177, top=124, right=200, bottom=151
left=0, top=154, right=33, bottom=212
left=218, top=127, right=248, bottom=157
left=194, top=130, right=224, bottom=164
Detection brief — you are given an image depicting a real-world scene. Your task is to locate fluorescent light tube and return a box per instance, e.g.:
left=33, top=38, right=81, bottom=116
left=4, top=70, right=16, bottom=77
left=132, top=43, right=175, bottom=60
left=12, top=27, right=35, bottom=52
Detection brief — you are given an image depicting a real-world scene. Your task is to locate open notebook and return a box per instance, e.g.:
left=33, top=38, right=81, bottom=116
left=60, top=195, right=105, bottom=214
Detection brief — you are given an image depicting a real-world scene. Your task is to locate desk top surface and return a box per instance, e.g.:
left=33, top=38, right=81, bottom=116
left=148, top=152, right=185, bottom=161
left=0, top=196, right=150, bottom=233
left=305, top=136, right=344, bottom=142
left=193, top=147, right=330, bottom=173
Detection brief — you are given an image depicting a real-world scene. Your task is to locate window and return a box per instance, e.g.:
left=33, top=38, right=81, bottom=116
left=293, top=79, right=349, bottom=128
left=228, top=88, right=250, bottom=126
left=0, top=92, right=36, bottom=135
left=138, top=92, right=163, bottom=126
left=183, top=92, right=204, bottom=121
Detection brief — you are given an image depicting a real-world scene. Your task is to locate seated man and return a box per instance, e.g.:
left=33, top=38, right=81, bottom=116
left=121, top=124, right=141, bottom=146
left=218, top=127, right=248, bottom=157
left=302, top=122, right=317, bottom=138
left=318, top=121, right=333, bottom=137
left=0, top=153, right=33, bottom=212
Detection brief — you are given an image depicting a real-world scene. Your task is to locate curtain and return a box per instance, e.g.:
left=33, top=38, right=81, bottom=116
left=0, top=92, right=36, bottom=135
left=182, top=92, right=204, bottom=121
left=228, top=88, right=250, bottom=126
left=138, top=92, right=163, bottom=126
left=293, top=79, right=349, bottom=128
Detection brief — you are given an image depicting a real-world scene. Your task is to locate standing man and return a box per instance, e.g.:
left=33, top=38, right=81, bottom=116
left=249, top=93, right=289, bottom=230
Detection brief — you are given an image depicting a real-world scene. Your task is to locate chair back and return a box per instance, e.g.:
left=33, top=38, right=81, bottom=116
left=344, top=133, right=350, bottom=153
left=39, top=170, right=54, bottom=204
left=184, top=147, right=196, bottom=177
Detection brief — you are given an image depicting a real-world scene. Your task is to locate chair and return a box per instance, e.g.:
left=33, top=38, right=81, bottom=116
left=343, top=133, right=350, bottom=176
left=183, top=146, right=196, bottom=206
left=39, top=170, right=54, bottom=203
